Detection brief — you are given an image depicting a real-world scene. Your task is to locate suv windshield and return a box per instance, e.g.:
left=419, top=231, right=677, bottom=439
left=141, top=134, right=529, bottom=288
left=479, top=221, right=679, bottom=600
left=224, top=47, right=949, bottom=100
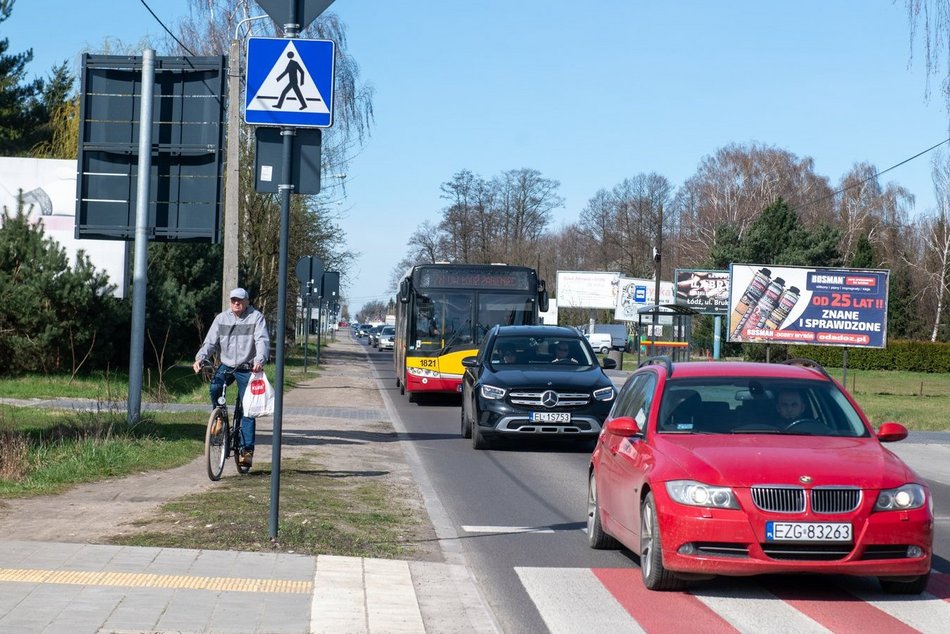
left=490, top=335, right=595, bottom=367
left=657, top=377, right=870, bottom=437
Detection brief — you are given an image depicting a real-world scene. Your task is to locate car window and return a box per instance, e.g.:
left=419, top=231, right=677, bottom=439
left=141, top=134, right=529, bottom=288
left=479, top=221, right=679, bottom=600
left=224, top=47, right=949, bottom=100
left=613, top=374, right=656, bottom=428
left=611, top=374, right=646, bottom=419
left=490, top=337, right=527, bottom=365
left=656, top=377, right=870, bottom=437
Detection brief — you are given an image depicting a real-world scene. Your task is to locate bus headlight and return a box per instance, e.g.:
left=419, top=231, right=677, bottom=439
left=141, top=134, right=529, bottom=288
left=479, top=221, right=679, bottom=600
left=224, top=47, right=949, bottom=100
left=407, top=366, right=440, bottom=378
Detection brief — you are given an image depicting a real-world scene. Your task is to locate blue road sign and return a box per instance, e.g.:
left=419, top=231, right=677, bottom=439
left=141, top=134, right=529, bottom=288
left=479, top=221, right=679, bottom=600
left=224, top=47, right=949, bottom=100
left=245, top=37, right=335, bottom=127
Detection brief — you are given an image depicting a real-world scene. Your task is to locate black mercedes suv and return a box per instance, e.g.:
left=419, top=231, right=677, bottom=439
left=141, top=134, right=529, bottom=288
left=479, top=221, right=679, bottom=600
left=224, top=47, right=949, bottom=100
left=460, top=325, right=617, bottom=449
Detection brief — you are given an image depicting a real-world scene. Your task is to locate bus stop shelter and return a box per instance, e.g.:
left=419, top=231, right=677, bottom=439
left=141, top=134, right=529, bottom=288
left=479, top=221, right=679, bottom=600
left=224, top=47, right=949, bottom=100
left=635, top=304, right=699, bottom=365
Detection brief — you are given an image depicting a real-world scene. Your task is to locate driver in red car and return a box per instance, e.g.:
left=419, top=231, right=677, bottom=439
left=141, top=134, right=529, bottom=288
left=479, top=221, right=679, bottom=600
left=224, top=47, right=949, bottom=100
left=776, top=389, right=805, bottom=423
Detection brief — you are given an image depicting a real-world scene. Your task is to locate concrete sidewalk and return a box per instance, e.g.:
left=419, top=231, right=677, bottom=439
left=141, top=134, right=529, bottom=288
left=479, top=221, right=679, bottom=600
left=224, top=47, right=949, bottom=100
left=0, top=540, right=487, bottom=633
left=0, top=335, right=497, bottom=633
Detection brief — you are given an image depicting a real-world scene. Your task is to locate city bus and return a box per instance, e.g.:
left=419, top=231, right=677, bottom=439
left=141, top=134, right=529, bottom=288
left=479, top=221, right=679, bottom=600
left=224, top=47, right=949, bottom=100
left=394, top=263, right=548, bottom=400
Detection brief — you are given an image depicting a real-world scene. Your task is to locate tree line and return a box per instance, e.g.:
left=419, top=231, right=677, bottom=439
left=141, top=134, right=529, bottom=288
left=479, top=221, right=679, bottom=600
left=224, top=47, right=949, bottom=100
left=397, top=142, right=950, bottom=344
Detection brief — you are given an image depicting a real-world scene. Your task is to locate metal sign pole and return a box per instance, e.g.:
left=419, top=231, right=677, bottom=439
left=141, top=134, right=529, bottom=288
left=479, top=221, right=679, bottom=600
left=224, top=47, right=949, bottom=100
left=127, top=49, right=155, bottom=425
left=303, top=285, right=310, bottom=372
left=269, top=125, right=295, bottom=540
left=316, top=297, right=323, bottom=365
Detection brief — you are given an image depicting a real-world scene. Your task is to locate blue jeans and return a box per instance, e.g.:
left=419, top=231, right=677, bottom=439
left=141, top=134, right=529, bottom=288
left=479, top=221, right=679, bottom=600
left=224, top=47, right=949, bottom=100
left=209, top=365, right=255, bottom=453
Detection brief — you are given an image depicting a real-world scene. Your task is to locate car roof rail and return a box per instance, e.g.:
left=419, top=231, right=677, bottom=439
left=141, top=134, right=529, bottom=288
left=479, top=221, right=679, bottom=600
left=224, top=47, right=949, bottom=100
left=781, top=357, right=832, bottom=379
left=639, top=355, right=673, bottom=378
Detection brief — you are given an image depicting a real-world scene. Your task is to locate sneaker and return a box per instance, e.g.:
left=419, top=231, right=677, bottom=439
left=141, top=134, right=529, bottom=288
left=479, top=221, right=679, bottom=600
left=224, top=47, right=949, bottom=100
left=239, top=450, right=253, bottom=467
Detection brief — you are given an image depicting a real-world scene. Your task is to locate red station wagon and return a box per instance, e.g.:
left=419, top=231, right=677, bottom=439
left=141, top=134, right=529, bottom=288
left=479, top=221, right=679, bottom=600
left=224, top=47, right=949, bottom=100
left=587, top=357, right=933, bottom=594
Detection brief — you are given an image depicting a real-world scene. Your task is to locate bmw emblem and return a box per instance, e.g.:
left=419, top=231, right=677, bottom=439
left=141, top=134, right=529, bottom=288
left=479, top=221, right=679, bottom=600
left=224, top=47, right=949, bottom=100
left=541, top=390, right=559, bottom=408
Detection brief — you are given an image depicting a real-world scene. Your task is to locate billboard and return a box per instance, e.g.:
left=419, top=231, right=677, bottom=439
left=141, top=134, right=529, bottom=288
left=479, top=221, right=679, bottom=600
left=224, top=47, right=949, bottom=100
left=727, top=264, right=889, bottom=348
left=614, top=277, right=674, bottom=322
left=0, top=157, right=128, bottom=297
left=555, top=271, right=621, bottom=309
left=674, top=269, right=730, bottom=314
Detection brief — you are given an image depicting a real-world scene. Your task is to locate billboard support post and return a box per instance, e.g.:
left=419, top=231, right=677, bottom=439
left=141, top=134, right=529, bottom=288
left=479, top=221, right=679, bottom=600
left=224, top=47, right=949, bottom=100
left=713, top=315, right=722, bottom=359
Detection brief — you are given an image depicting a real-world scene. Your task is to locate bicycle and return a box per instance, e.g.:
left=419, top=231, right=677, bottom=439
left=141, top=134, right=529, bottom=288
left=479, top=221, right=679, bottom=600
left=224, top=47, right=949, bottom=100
left=200, top=361, right=252, bottom=480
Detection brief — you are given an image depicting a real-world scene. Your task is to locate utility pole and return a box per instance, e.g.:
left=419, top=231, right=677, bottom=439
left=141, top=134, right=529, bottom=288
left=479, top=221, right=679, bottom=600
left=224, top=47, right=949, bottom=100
left=222, top=39, right=241, bottom=310
left=653, top=203, right=663, bottom=349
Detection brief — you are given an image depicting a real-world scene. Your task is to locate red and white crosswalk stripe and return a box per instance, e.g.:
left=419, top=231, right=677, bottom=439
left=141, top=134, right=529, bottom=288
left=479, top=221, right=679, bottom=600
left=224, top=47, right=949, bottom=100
left=515, top=567, right=949, bottom=633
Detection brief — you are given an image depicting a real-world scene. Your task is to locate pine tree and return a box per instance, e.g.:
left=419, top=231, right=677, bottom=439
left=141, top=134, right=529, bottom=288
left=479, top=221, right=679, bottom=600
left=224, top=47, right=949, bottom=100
left=0, top=0, right=42, bottom=155
left=0, top=194, right=126, bottom=375
left=850, top=235, right=876, bottom=268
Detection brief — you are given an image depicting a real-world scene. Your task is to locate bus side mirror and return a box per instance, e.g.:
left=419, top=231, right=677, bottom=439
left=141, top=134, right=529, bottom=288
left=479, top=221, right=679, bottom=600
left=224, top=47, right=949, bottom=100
left=398, top=278, right=410, bottom=304
left=538, top=283, right=549, bottom=313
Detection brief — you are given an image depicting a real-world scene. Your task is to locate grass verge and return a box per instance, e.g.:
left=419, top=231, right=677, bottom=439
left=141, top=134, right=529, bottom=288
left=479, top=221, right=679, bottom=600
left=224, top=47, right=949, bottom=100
left=109, top=456, right=427, bottom=559
left=0, top=341, right=330, bottom=404
left=0, top=406, right=202, bottom=496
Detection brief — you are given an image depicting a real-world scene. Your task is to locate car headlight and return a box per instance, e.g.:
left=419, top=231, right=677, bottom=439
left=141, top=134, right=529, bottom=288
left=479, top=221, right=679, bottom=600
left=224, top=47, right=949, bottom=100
left=480, top=384, right=507, bottom=400
left=593, top=386, right=615, bottom=401
left=874, top=484, right=927, bottom=511
left=666, top=480, right=739, bottom=509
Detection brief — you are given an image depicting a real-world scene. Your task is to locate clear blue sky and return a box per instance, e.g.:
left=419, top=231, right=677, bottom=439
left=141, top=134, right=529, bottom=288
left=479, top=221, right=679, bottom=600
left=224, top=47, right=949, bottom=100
left=8, top=1, right=949, bottom=315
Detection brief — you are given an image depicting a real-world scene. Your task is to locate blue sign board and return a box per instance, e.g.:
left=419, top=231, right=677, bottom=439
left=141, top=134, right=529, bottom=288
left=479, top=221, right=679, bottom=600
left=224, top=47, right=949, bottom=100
left=245, top=37, right=335, bottom=127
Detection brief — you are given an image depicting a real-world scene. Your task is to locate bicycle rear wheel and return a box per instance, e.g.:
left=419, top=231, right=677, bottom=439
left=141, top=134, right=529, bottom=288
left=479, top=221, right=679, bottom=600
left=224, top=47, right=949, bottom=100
left=206, top=407, right=228, bottom=481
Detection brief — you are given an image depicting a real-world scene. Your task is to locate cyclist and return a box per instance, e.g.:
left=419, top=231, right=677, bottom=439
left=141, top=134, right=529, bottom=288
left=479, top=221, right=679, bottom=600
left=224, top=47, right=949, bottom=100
left=193, top=288, right=270, bottom=468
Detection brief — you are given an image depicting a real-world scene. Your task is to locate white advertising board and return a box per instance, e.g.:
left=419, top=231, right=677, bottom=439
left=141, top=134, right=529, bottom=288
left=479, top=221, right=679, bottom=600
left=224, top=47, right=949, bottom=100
left=0, top=157, right=127, bottom=297
left=555, top=270, right=622, bottom=309
left=614, top=277, right=674, bottom=322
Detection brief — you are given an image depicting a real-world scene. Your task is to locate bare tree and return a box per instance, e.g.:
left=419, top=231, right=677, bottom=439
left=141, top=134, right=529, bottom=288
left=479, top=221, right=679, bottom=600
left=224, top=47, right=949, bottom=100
left=439, top=170, right=484, bottom=262
left=576, top=173, right=674, bottom=277
left=576, top=189, right=617, bottom=270
left=904, top=0, right=950, bottom=108
left=491, top=169, right=562, bottom=264
left=676, top=143, right=833, bottom=264
left=921, top=151, right=950, bottom=340
left=834, top=162, right=914, bottom=263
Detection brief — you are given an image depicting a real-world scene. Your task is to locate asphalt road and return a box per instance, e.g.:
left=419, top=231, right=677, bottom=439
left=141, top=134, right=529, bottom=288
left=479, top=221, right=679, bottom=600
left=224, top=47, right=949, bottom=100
left=361, top=338, right=950, bottom=633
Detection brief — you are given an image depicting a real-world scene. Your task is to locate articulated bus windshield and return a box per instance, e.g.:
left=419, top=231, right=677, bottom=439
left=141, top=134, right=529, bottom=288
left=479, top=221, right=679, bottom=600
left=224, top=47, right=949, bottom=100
left=413, top=291, right=536, bottom=352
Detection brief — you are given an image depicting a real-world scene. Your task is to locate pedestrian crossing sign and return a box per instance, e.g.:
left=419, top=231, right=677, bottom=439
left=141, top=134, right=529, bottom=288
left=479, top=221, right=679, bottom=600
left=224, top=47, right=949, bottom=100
left=245, top=37, right=335, bottom=127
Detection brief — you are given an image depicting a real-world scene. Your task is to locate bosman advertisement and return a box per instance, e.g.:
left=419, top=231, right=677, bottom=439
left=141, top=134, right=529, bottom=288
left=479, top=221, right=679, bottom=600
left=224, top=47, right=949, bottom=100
left=727, top=264, right=889, bottom=348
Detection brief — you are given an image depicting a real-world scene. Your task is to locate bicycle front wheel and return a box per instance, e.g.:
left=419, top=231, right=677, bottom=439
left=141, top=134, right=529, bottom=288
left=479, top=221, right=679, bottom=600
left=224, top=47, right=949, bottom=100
left=206, top=407, right=228, bottom=481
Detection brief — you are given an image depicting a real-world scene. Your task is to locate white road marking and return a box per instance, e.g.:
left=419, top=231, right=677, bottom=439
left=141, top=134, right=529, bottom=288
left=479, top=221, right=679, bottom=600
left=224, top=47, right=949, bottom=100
left=516, top=567, right=644, bottom=634
left=461, top=525, right=556, bottom=534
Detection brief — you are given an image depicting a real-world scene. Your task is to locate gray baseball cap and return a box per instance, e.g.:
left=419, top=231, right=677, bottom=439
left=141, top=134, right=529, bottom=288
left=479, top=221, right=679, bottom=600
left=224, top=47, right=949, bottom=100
left=229, top=288, right=249, bottom=300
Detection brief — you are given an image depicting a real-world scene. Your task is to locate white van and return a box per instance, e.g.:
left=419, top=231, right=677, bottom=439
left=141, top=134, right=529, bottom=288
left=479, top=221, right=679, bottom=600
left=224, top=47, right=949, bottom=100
left=585, top=332, right=613, bottom=354
left=592, top=324, right=630, bottom=351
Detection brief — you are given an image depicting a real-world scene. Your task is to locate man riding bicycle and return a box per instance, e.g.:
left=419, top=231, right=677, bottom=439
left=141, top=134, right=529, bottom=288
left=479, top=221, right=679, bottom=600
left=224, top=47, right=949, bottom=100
left=193, top=288, right=270, bottom=468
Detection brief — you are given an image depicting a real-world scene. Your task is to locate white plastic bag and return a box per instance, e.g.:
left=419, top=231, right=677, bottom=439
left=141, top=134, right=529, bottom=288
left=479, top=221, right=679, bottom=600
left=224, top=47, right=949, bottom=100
left=243, top=371, right=275, bottom=417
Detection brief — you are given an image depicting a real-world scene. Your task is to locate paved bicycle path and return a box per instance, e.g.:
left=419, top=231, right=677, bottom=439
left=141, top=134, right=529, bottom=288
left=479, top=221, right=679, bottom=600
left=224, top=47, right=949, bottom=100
left=0, top=336, right=497, bottom=633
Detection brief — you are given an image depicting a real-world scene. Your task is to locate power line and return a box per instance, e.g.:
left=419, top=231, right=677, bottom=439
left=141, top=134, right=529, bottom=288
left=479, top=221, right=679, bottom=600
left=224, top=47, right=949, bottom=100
left=801, top=136, right=950, bottom=210
left=138, top=0, right=195, bottom=56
